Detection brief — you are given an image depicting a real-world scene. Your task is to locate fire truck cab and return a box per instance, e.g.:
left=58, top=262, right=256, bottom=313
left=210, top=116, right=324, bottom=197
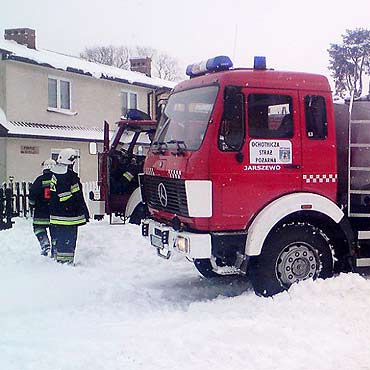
left=141, top=56, right=370, bottom=296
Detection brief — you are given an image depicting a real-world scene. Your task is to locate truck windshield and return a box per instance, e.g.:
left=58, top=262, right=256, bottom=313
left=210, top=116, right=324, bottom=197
left=153, top=85, right=218, bottom=151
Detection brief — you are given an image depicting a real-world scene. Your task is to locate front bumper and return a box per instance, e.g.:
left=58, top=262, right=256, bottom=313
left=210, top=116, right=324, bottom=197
left=142, top=219, right=212, bottom=259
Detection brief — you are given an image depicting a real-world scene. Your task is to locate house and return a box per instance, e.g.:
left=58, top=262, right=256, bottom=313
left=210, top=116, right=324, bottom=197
left=0, top=28, right=175, bottom=183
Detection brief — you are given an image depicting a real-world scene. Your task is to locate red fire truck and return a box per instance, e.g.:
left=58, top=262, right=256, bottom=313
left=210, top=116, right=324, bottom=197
left=140, top=56, right=370, bottom=296
left=90, top=112, right=157, bottom=224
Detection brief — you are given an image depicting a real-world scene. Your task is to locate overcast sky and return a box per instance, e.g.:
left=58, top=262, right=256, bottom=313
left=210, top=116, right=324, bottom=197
left=1, top=0, right=370, bottom=87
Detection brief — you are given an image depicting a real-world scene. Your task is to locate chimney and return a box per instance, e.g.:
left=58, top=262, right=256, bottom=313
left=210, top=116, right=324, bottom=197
left=130, top=57, right=151, bottom=77
left=4, top=28, right=36, bottom=49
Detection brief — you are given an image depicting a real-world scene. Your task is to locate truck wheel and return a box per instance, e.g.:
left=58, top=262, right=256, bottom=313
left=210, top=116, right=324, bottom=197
left=249, top=223, right=334, bottom=297
left=129, top=203, right=145, bottom=225
left=194, top=259, right=222, bottom=278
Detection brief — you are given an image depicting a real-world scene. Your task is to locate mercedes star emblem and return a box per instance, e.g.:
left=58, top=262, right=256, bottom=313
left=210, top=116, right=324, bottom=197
left=158, top=183, right=168, bottom=207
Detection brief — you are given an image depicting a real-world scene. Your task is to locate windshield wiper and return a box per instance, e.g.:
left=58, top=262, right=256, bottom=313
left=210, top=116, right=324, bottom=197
left=152, top=141, right=168, bottom=154
left=167, top=140, right=187, bottom=156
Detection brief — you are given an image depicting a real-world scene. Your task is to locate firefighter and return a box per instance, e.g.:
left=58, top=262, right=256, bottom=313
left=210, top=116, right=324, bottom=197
left=29, top=158, right=56, bottom=256
left=111, top=161, right=140, bottom=194
left=49, top=148, right=90, bottom=264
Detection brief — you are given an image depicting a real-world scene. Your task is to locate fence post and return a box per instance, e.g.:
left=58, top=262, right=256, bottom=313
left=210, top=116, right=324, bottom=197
left=14, top=182, right=20, bottom=217
left=0, top=188, right=4, bottom=227
left=5, top=188, right=13, bottom=226
left=0, top=184, right=14, bottom=230
left=21, top=181, right=27, bottom=218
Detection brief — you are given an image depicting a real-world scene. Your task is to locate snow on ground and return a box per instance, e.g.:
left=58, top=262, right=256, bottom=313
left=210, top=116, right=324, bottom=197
left=1, top=218, right=370, bottom=370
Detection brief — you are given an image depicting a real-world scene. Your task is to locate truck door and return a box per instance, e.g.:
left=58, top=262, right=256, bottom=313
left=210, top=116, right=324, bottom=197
left=298, top=92, right=337, bottom=202
left=210, top=88, right=302, bottom=230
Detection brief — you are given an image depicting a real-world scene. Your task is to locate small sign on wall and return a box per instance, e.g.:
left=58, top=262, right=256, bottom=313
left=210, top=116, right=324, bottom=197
left=20, top=145, right=40, bottom=154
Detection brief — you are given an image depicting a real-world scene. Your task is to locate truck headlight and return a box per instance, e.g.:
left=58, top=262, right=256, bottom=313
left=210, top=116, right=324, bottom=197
left=175, top=236, right=190, bottom=254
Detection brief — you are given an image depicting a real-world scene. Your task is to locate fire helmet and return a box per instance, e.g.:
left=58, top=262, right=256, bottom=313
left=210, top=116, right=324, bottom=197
left=57, top=148, right=79, bottom=165
left=41, top=158, right=56, bottom=171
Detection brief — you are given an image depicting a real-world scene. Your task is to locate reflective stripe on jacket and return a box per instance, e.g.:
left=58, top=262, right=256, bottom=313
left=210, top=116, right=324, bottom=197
left=49, top=169, right=89, bottom=227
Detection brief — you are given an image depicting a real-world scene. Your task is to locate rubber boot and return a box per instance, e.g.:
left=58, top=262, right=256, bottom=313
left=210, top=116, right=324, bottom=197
left=37, top=233, right=51, bottom=256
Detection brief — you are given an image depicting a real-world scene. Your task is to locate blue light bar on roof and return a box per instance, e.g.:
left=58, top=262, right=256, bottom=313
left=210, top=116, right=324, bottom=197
left=186, top=56, right=233, bottom=78
left=254, top=56, right=266, bottom=70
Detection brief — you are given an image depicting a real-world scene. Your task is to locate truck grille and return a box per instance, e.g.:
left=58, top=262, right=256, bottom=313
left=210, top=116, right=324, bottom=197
left=143, top=175, right=189, bottom=217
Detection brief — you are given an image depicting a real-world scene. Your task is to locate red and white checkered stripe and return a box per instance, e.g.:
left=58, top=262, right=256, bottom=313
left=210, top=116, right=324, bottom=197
left=303, top=174, right=337, bottom=183
left=145, top=167, right=155, bottom=176
left=168, top=169, right=181, bottom=179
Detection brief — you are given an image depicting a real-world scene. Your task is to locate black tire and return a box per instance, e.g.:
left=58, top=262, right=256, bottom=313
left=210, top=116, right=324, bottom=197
left=194, top=259, right=222, bottom=278
left=129, top=203, right=146, bottom=225
left=249, top=222, right=334, bottom=297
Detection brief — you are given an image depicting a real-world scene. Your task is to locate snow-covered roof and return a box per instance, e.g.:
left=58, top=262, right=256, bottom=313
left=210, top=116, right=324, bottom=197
left=1, top=120, right=106, bottom=141
left=0, top=38, right=176, bottom=90
left=0, top=119, right=151, bottom=144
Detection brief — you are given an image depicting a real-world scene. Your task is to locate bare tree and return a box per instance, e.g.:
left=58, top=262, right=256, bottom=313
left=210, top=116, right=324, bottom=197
left=112, top=46, right=131, bottom=69
left=80, top=45, right=131, bottom=70
left=80, top=45, right=182, bottom=81
left=155, top=53, right=180, bottom=81
left=135, top=46, right=156, bottom=59
left=135, top=46, right=180, bottom=81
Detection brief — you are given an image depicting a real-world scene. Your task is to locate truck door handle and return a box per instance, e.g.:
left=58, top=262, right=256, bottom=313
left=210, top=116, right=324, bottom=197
left=284, top=164, right=301, bottom=169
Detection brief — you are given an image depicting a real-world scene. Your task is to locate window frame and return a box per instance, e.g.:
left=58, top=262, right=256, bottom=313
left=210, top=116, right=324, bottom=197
left=48, top=76, right=72, bottom=112
left=218, top=91, right=246, bottom=152
left=121, top=90, right=139, bottom=117
left=304, top=95, right=328, bottom=140
left=247, top=93, right=294, bottom=139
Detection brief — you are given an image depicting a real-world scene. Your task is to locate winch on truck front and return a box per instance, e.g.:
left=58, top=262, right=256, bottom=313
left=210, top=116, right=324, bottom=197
left=140, top=55, right=370, bottom=296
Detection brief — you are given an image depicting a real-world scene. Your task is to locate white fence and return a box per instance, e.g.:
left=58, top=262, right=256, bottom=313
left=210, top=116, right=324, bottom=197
left=82, top=181, right=99, bottom=201
left=82, top=181, right=102, bottom=217
left=4, top=181, right=100, bottom=217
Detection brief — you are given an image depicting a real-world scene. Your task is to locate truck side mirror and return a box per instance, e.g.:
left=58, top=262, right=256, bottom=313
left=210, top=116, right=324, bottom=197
left=89, top=142, right=97, bottom=155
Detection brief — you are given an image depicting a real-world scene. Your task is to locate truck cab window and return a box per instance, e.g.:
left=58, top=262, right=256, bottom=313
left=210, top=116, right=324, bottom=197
left=248, top=94, right=293, bottom=139
left=154, top=86, right=218, bottom=151
left=218, top=93, right=245, bottom=151
left=304, top=95, right=327, bottom=139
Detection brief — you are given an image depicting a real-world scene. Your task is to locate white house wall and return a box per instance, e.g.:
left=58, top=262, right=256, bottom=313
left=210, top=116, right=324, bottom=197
left=4, top=137, right=101, bottom=183
left=3, top=60, right=153, bottom=127
left=0, top=62, right=6, bottom=116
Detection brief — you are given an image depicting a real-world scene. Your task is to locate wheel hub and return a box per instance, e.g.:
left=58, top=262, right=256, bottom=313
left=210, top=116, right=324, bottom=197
left=276, top=243, right=318, bottom=286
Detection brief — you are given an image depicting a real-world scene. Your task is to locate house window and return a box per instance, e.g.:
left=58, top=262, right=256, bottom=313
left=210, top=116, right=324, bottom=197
left=121, top=91, right=138, bottom=117
left=48, top=77, right=71, bottom=110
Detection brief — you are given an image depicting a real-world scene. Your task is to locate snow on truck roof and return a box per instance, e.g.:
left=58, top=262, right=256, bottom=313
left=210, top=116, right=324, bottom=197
left=0, top=38, right=176, bottom=90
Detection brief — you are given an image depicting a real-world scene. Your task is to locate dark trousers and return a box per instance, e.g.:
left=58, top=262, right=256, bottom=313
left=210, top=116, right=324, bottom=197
left=50, top=225, right=78, bottom=263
